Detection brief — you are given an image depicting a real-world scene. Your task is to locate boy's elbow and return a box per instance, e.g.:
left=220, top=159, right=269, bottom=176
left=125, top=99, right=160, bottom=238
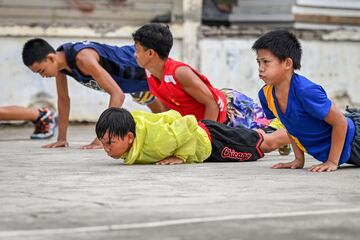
left=206, top=99, right=219, bottom=112
left=332, top=113, right=348, bottom=131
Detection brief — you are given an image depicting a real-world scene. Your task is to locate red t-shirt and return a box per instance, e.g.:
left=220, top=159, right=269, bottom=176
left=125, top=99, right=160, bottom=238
left=146, top=58, right=227, bottom=123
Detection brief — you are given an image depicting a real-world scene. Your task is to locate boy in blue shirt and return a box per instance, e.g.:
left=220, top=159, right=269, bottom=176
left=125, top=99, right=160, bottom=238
left=253, top=30, right=360, bottom=172
left=22, top=39, right=164, bottom=149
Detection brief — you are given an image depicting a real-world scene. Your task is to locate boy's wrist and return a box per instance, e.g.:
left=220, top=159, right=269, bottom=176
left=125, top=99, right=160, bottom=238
left=292, top=158, right=305, bottom=168
left=326, top=159, right=339, bottom=166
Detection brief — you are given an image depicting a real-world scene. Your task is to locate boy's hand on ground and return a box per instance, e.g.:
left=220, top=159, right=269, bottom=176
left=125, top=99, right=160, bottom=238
left=80, top=143, right=103, bottom=149
left=156, top=157, right=184, bottom=165
left=309, top=161, right=338, bottom=172
left=42, top=140, right=69, bottom=148
left=80, top=138, right=103, bottom=150
left=272, top=159, right=304, bottom=169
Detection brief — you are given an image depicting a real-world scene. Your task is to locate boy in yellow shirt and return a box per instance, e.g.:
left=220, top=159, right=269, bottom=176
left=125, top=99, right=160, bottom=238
left=95, top=107, right=289, bottom=164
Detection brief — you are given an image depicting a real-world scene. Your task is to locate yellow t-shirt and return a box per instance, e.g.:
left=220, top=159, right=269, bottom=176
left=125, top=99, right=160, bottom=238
left=121, top=110, right=212, bottom=164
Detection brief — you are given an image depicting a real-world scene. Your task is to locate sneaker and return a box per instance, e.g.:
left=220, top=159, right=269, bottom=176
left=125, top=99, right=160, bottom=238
left=278, top=144, right=292, bottom=156
left=31, top=108, right=58, bottom=140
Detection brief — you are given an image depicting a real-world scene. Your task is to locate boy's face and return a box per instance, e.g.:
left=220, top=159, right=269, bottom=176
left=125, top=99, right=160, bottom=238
left=256, top=49, right=289, bottom=85
left=29, top=56, right=59, bottom=78
left=134, top=42, right=152, bottom=68
left=99, top=131, right=134, bottom=159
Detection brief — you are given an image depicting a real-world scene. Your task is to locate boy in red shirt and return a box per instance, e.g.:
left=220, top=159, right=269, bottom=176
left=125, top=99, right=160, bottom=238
left=132, top=23, right=290, bottom=149
left=133, top=23, right=227, bottom=124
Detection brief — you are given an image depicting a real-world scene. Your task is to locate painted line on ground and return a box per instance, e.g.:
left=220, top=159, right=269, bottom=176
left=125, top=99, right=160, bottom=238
left=1, top=207, right=360, bottom=237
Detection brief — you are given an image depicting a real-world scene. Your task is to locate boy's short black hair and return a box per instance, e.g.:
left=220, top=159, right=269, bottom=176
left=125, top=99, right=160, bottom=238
left=22, top=38, right=55, bottom=66
left=132, top=23, right=173, bottom=59
left=95, top=107, right=136, bottom=141
left=252, top=30, right=302, bottom=70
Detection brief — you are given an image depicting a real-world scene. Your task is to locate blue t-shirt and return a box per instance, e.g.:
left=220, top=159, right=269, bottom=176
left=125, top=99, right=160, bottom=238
left=258, top=73, right=355, bottom=165
left=57, top=41, right=149, bottom=93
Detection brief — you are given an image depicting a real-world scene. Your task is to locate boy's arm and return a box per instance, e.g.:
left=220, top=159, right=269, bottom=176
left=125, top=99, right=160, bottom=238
left=157, top=114, right=200, bottom=164
left=309, top=103, right=346, bottom=172
left=168, top=115, right=206, bottom=163
left=272, top=132, right=305, bottom=169
left=76, top=49, right=126, bottom=149
left=42, top=73, right=70, bottom=148
left=76, top=49, right=125, bottom=107
left=175, top=66, right=219, bottom=121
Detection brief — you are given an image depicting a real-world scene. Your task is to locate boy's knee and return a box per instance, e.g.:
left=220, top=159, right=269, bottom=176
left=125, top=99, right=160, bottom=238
left=261, top=134, right=281, bottom=153
left=268, top=142, right=279, bottom=152
left=264, top=141, right=278, bottom=153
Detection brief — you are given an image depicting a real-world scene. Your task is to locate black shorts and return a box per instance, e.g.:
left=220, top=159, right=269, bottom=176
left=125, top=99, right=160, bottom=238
left=199, top=120, right=264, bottom=162
left=345, top=112, right=360, bottom=166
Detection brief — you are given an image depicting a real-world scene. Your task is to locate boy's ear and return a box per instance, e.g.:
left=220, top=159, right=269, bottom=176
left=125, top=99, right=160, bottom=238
left=284, top=57, right=293, bottom=70
left=127, top=132, right=135, bottom=144
left=47, top=53, right=56, bottom=63
left=148, top=49, right=156, bottom=58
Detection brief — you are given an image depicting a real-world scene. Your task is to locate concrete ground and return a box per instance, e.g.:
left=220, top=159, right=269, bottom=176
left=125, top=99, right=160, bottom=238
left=0, top=124, right=360, bottom=240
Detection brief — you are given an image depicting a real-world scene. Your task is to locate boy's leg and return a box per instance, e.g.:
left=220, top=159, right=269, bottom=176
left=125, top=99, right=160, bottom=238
left=200, top=120, right=264, bottom=162
left=146, top=99, right=167, bottom=113
left=0, top=106, right=38, bottom=121
left=264, top=118, right=291, bottom=155
left=130, top=91, right=165, bottom=113
left=259, top=128, right=290, bottom=153
left=0, top=106, right=57, bottom=140
left=221, top=88, right=271, bottom=129
left=221, top=88, right=291, bottom=155
left=31, top=108, right=57, bottom=140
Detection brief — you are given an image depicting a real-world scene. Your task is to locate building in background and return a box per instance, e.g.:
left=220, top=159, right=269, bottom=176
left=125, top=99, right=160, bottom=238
left=0, top=0, right=359, bottom=121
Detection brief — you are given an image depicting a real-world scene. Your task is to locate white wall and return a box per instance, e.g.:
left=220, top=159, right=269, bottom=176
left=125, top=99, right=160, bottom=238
left=1, top=34, right=359, bottom=122
left=200, top=37, right=360, bottom=108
